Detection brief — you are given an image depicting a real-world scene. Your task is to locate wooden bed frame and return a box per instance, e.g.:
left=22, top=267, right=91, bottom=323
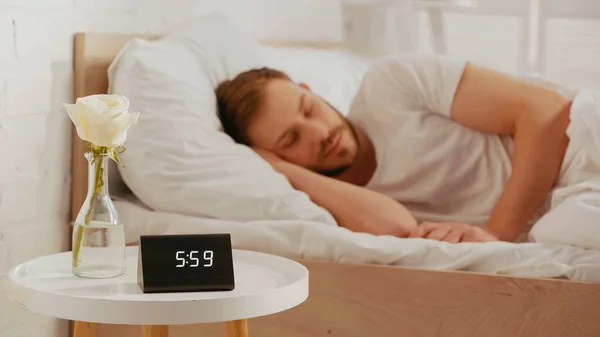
left=70, top=32, right=600, bottom=337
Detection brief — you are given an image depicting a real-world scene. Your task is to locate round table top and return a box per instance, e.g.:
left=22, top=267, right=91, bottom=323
left=8, top=247, right=309, bottom=325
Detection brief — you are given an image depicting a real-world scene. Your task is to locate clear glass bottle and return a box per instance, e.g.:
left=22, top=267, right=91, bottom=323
left=72, top=151, right=126, bottom=278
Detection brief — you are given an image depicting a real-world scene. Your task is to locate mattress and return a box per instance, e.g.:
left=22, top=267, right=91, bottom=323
left=113, top=198, right=600, bottom=282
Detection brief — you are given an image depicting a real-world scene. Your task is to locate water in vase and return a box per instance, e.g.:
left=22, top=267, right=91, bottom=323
left=72, top=221, right=126, bottom=278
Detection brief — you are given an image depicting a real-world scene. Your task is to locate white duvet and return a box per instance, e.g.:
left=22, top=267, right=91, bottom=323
left=115, top=199, right=600, bottom=282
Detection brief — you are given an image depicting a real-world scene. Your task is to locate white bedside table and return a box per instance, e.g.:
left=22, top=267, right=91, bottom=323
left=8, top=246, right=309, bottom=337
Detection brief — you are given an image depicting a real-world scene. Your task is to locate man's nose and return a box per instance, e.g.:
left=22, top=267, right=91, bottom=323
left=301, top=120, right=329, bottom=144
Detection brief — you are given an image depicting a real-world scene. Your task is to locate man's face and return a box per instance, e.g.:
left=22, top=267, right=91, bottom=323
left=247, top=79, right=358, bottom=175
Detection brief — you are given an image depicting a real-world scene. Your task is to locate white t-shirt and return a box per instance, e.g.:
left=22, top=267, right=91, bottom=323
left=347, top=54, right=515, bottom=225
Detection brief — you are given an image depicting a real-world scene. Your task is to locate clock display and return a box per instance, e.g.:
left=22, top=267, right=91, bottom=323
left=137, top=234, right=235, bottom=293
left=175, top=250, right=214, bottom=267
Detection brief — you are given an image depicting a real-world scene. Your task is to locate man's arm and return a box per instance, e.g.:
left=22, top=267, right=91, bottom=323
left=450, top=62, right=572, bottom=241
left=255, top=149, right=418, bottom=237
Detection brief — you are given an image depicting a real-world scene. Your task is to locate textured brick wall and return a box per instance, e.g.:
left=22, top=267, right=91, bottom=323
left=0, top=1, right=341, bottom=336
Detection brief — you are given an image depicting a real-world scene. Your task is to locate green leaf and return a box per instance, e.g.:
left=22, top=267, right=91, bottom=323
left=108, top=148, right=121, bottom=165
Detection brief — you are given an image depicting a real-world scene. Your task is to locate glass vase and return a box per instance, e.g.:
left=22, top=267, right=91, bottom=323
left=72, top=150, right=126, bottom=278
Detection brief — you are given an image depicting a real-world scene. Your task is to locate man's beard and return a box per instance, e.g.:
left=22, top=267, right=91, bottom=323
left=315, top=119, right=360, bottom=177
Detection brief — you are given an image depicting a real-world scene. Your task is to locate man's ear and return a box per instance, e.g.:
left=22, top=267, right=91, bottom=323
left=299, top=82, right=311, bottom=91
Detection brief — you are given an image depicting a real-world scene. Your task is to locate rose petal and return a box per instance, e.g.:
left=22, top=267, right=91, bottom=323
left=64, top=103, right=90, bottom=142
left=86, top=120, right=116, bottom=147
left=64, top=103, right=77, bottom=123
left=107, top=112, right=140, bottom=147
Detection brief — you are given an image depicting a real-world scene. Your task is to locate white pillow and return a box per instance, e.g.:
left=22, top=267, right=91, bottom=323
left=108, top=12, right=337, bottom=225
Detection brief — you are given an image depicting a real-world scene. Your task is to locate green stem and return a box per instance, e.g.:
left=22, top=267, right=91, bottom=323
left=72, top=146, right=107, bottom=268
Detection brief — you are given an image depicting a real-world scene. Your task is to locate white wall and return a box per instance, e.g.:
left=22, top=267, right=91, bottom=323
left=410, top=0, right=600, bottom=90
left=0, top=1, right=342, bottom=336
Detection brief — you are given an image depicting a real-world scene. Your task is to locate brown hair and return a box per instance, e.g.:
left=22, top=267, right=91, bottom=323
left=215, top=67, right=291, bottom=145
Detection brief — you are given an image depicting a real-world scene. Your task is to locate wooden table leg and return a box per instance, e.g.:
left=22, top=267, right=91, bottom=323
left=73, top=321, right=98, bottom=337
left=224, top=320, right=248, bottom=337
left=141, top=325, right=169, bottom=337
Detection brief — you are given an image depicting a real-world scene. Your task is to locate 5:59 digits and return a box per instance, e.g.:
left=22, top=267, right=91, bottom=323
left=175, top=250, right=214, bottom=267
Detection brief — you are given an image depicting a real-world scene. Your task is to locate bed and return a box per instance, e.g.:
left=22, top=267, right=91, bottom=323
left=69, top=30, right=600, bottom=337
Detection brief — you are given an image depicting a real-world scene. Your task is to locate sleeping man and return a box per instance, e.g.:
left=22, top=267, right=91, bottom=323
left=214, top=54, right=586, bottom=244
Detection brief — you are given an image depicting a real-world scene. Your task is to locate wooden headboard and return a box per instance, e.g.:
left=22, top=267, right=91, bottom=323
left=70, top=32, right=344, bottom=222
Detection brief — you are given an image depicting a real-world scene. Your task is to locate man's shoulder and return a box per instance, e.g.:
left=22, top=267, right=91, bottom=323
left=348, top=53, right=427, bottom=107
left=345, top=54, right=415, bottom=122
left=364, top=52, right=465, bottom=78
left=362, top=53, right=416, bottom=80
left=354, top=53, right=441, bottom=97
left=347, top=52, right=467, bottom=122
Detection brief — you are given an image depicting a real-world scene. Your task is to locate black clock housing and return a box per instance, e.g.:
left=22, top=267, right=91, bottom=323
left=137, top=233, right=235, bottom=293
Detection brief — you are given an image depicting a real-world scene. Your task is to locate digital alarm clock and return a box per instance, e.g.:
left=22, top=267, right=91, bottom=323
left=137, top=233, right=235, bottom=293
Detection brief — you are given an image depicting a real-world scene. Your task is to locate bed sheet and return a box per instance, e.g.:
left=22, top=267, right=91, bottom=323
left=113, top=198, right=600, bottom=282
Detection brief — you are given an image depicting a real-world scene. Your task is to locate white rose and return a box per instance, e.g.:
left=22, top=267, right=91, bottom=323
left=64, top=94, right=140, bottom=148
